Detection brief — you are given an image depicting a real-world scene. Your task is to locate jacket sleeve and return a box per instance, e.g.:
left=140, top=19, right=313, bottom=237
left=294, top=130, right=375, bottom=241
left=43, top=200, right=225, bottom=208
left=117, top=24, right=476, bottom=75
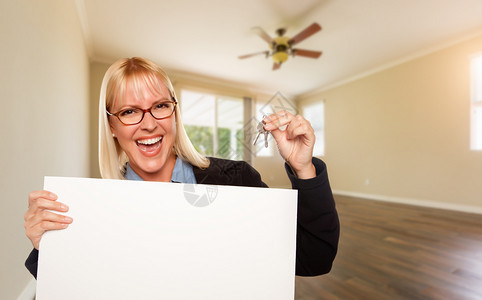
left=193, top=157, right=268, bottom=188
left=286, top=157, right=340, bottom=276
left=25, top=248, right=39, bottom=279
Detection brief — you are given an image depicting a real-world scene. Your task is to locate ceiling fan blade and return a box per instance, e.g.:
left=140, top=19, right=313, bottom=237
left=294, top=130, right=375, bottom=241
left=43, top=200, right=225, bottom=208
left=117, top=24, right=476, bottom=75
left=273, top=62, right=281, bottom=70
left=293, top=49, right=322, bottom=59
left=238, top=51, right=269, bottom=59
left=288, top=22, right=321, bottom=46
left=252, top=27, right=274, bottom=45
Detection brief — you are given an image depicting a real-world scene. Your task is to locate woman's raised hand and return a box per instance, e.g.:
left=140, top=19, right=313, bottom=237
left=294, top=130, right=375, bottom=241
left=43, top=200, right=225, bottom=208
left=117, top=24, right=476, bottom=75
left=24, top=190, right=72, bottom=250
left=263, top=111, right=317, bottom=179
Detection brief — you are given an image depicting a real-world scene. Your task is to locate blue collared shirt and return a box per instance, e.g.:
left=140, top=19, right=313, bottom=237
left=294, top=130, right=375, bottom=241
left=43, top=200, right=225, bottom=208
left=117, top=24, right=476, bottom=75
left=124, top=157, right=197, bottom=184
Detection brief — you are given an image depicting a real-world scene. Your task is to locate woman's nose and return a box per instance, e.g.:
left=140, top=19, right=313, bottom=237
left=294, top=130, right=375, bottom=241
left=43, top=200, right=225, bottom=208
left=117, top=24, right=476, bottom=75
left=139, top=111, right=158, bottom=130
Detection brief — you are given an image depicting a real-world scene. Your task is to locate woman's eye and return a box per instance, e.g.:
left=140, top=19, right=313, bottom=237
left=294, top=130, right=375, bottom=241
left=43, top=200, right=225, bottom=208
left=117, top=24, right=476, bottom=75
left=156, top=103, right=168, bottom=109
left=120, top=109, right=136, bottom=116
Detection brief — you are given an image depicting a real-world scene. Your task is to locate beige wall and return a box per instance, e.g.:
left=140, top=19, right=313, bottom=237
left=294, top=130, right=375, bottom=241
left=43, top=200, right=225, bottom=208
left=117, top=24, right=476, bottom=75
left=299, top=36, right=482, bottom=210
left=0, top=0, right=90, bottom=298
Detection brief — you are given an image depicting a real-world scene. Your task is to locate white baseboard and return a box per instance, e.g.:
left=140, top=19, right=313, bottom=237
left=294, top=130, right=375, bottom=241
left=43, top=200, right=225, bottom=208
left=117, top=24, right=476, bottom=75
left=333, top=190, right=482, bottom=215
left=17, top=278, right=35, bottom=300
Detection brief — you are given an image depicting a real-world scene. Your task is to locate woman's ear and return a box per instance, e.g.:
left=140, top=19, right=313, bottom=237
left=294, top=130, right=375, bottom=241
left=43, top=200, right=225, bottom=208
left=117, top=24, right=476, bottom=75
left=110, top=124, right=116, bottom=138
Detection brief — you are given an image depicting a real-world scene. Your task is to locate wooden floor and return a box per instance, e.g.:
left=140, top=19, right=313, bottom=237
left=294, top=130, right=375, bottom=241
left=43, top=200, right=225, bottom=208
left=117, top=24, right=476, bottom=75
left=295, top=195, right=482, bottom=300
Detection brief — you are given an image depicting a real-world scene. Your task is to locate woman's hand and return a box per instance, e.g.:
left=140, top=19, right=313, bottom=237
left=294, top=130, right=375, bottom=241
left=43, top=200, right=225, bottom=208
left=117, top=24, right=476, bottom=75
left=263, top=111, right=316, bottom=179
left=24, top=190, right=72, bottom=250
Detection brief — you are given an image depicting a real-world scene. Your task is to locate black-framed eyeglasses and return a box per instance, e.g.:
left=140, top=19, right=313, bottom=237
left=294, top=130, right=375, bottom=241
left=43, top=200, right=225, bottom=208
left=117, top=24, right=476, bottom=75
left=107, top=97, right=177, bottom=125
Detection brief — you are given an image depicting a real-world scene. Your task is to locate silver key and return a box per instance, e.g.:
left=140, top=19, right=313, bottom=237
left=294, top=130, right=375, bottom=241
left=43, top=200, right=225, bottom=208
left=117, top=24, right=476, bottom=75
left=253, top=132, right=261, bottom=145
left=253, top=121, right=264, bottom=145
left=252, top=120, right=269, bottom=148
left=263, top=131, right=269, bottom=148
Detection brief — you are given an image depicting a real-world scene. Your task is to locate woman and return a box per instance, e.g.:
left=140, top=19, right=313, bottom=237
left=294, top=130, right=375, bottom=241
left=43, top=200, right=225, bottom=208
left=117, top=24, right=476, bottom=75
left=24, top=57, right=339, bottom=278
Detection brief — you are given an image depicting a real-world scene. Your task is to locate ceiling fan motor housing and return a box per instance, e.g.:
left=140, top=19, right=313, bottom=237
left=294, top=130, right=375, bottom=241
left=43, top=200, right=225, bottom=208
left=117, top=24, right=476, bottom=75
left=272, top=36, right=290, bottom=63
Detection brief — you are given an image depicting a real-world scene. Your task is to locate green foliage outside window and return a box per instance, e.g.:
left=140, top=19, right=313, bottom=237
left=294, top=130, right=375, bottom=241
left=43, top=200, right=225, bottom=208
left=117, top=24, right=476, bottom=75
left=217, top=128, right=232, bottom=158
left=184, top=125, right=214, bottom=156
left=185, top=125, right=244, bottom=160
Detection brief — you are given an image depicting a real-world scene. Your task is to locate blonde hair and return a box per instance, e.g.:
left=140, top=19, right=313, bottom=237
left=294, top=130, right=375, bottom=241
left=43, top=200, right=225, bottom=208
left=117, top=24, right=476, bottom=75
left=98, top=57, right=209, bottom=179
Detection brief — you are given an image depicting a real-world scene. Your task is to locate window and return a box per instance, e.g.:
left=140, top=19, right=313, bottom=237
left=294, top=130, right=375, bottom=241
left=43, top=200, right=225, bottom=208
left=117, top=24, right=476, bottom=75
left=181, top=90, right=244, bottom=160
left=471, top=54, right=482, bottom=150
left=302, top=101, right=325, bottom=156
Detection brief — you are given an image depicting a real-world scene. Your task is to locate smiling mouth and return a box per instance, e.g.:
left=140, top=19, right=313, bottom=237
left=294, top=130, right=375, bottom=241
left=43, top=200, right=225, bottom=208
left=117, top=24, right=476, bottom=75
left=136, top=136, right=162, bottom=152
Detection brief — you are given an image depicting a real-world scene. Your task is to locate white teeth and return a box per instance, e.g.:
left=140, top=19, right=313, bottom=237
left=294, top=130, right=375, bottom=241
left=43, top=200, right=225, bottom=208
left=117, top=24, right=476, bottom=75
left=137, top=137, right=162, bottom=145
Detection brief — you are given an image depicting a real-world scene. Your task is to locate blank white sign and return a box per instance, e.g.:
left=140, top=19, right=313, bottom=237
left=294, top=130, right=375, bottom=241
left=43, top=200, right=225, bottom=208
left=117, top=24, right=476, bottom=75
left=37, top=176, right=298, bottom=300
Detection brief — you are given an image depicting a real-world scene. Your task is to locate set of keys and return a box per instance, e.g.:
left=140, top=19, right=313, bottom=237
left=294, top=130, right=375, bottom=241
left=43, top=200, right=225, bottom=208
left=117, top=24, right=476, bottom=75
left=253, top=119, right=269, bottom=148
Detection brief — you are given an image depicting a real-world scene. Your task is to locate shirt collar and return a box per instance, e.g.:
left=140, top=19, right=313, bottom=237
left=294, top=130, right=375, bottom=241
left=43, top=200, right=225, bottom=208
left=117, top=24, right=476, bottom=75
left=124, top=157, right=196, bottom=184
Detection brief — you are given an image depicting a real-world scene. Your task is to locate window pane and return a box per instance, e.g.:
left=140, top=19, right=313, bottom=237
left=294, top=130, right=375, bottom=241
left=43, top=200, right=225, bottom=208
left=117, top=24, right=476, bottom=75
left=184, top=125, right=214, bottom=155
left=181, top=90, right=215, bottom=156
left=313, top=131, right=325, bottom=156
left=302, top=101, right=325, bottom=156
left=181, top=90, right=244, bottom=159
left=471, top=55, right=482, bottom=150
left=217, top=98, right=244, bottom=160
left=472, top=56, right=482, bottom=103
left=303, top=102, right=324, bottom=131
left=471, top=105, right=482, bottom=150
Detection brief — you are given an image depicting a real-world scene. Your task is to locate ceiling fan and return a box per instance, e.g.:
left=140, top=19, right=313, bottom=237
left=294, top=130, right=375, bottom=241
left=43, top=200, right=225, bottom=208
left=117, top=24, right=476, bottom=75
left=238, top=22, right=322, bottom=70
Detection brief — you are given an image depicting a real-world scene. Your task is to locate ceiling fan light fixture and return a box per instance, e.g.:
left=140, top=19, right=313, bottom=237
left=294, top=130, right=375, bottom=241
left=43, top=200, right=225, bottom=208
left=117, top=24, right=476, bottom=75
left=272, top=36, right=289, bottom=63
left=272, top=51, right=289, bottom=64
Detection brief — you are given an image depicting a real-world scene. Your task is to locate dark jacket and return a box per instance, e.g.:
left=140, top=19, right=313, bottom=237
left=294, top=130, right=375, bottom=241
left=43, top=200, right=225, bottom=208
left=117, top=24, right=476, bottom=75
left=25, top=157, right=339, bottom=278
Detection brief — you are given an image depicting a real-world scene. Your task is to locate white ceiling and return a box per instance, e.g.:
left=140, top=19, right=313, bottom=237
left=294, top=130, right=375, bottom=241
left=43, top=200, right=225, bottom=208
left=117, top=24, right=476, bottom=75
left=78, top=0, right=482, bottom=97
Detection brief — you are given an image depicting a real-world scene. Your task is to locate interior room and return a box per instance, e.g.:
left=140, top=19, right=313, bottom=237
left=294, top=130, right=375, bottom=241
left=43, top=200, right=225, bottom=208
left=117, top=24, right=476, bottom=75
left=2, top=0, right=482, bottom=299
